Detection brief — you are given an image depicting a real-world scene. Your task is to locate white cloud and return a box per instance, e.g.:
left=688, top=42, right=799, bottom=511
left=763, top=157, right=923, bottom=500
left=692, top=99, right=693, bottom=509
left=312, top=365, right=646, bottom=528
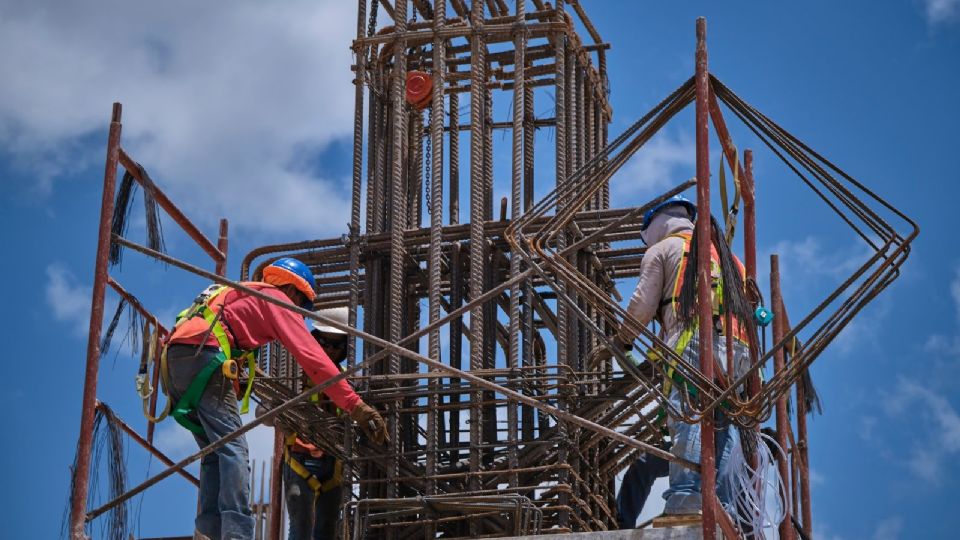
left=872, top=516, right=903, bottom=540
left=814, top=521, right=848, bottom=540
left=858, top=416, right=878, bottom=442
left=611, top=131, right=695, bottom=199
left=924, top=0, right=960, bottom=24
left=46, top=262, right=91, bottom=335
left=808, top=468, right=826, bottom=488
left=761, top=235, right=882, bottom=356
left=883, top=377, right=960, bottom=483
left=765, top=236, right=873, bottom=286
left=0, top=0, right=358, bottom=237
left=925, top=264, right=960, bottom=356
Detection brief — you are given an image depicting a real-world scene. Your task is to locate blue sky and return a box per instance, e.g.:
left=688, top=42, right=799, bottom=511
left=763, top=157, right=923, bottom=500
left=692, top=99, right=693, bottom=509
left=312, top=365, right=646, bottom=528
left=1, top=1, right=958, bottom=538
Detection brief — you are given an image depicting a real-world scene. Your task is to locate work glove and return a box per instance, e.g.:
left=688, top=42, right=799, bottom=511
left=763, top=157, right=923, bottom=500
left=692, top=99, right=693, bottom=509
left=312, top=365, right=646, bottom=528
left=350, top=400, right=389, bottom=445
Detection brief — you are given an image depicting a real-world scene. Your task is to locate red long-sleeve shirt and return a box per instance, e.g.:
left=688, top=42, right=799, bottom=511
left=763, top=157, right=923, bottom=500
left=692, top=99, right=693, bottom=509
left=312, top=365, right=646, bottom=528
left=169, top=284, right=360, bottom=412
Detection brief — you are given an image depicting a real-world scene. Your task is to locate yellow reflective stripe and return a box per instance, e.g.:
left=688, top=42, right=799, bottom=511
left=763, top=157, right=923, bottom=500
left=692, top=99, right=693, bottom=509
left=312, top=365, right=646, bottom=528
left=239, top=352, right=256, bottom=414
left=198, top=305, right=232, bottom=361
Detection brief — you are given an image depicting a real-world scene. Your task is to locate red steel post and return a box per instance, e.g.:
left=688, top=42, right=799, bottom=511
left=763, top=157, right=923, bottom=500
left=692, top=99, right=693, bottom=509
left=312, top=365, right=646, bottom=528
left=782, top=302, right=812, bottom=534
left=742, top=151, right=763, bottom=407
left=694, top=17, right=717, bottom=540
left=216, top=218, right=229, bottom=276
left=742, top=150, right=757, bottom=278
left=70, top=102, right=122, bottom=539
left=796, top=372, right=812, bottom=534
left=770, top=255, right=796, bottom=540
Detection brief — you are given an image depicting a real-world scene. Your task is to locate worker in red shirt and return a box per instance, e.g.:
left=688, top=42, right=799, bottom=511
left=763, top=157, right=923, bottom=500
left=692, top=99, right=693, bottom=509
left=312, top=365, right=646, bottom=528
left=164, top=257, right=387, bottom=540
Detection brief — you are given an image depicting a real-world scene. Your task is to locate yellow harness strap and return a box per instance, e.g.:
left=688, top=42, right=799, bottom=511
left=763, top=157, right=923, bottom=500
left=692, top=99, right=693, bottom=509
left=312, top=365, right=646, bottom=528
left=283, top=433, right=343, bottom=494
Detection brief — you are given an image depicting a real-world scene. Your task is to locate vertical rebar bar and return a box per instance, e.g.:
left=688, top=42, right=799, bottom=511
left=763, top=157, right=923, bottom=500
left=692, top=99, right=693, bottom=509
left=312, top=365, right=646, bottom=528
left=506, top=0, right=526, bottom=489
left=449, top=90, right=460, bottom=225
left=386, top=0, right=409, bottom=505
left=427, top=0, right=447, bottom=501
left=770, top=254, right=796, bottom=540
left=70, top=102, right=121, bottom=540
left=343, top=0, right=368, bottom=525
left=216, top=219, right=229, bottom=276
left=553, top=0, right=571, bottom=529
left=694, top=17, right=718, bottom=540
left=467, top=0, right=487, bottom=504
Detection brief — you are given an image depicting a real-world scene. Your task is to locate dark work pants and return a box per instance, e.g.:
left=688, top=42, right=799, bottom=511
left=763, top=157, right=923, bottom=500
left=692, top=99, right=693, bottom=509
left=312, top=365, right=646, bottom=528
left=617, top=453, right=670, bottom=529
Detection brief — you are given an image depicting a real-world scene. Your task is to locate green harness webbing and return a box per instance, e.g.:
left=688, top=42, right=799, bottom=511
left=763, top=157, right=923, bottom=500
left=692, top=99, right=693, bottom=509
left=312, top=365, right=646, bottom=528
left=172, top=352, right=226, bottom=435
left=169, top=286, right=257, bottom=435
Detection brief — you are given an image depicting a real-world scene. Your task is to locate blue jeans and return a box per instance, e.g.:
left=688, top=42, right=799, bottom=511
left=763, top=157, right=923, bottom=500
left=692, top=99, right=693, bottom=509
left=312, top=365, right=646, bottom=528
left=662, top=334, right=747, bottom=514
left=283, top=455, right=342, bottom=540
left=617, top=452, right=670, bottom=528
left=167, top=345, right=254, bottom=540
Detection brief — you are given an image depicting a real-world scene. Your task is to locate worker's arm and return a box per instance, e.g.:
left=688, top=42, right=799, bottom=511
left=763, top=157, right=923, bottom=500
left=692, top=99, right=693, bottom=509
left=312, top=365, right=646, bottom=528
left=617, top=244, right=665, bottom=345
left=263, top=300, right=361, bottom=413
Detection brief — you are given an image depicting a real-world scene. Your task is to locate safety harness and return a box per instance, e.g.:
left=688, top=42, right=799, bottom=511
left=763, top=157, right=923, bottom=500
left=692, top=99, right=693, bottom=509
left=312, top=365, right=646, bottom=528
left=649, top=232, right=750, bottom=397
left=283, top=376, right=344, bottom=496
left=283, top=433, right=343, bottom=495
left=166, top=284, right=258, bottom=436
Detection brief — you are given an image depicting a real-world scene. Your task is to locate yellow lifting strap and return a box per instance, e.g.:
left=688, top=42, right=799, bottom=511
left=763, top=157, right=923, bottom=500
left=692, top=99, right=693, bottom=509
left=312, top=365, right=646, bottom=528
left=140, top=327, right=172, bottom=423
left=718, top=152, right=742, bottom=244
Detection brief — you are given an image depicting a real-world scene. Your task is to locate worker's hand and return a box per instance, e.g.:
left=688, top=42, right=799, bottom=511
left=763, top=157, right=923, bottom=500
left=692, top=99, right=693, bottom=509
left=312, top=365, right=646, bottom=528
left=350, top=400, right=390, bottom=445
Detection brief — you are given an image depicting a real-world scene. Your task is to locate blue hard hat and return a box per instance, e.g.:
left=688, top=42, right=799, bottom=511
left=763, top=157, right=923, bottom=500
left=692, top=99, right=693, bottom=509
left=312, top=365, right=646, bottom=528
left=641, top=195, right=696, bottom=231
left=263, top=257, right=317, bottom=306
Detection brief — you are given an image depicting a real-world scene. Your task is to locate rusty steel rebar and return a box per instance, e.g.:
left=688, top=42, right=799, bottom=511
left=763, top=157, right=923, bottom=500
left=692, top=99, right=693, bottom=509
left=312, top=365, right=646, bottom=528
left=73, top=4, right=920, bottom=538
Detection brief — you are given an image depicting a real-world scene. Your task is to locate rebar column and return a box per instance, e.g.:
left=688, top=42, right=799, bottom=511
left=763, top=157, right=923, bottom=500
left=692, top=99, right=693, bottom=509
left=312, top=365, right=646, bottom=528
left=770, top=254, right=795, bottom=540
left=70, top=102, right=121, bottom=540
left=694, top=17, right=718, bottom=540
left=341, top=0, right=369, bottom=529
left=386, top=0, right=409, bottom=504
left=467, top=5, right=487, bottom=530
left=426, top=0, right=446, bottom=501
left=506, top=0, right=526, bottom=489
left=553, top=0, right=571, bottom=529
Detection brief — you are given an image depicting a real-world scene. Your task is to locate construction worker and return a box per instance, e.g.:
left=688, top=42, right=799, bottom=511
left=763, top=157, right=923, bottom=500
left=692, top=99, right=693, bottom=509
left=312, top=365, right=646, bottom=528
left=281, top=306, right=352, bottom=540
left=164, top=257, right=388, bottom=540
left=612, top=195, right=753, bottom=517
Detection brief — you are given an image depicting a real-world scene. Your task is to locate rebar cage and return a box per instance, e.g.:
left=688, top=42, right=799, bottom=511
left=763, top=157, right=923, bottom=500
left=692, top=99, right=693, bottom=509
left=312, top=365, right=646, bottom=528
left=68, top=2, right=917, bottom=539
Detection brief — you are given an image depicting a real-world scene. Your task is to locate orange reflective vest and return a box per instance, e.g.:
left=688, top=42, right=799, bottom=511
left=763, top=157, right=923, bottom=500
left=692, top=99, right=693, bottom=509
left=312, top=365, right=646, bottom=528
left=660, top=232, right=749, bottom=343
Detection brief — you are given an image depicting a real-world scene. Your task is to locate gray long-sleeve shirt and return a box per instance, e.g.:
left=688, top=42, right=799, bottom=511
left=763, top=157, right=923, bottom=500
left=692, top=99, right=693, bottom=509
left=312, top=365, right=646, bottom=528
left=619, top=213, right=694, bottom=347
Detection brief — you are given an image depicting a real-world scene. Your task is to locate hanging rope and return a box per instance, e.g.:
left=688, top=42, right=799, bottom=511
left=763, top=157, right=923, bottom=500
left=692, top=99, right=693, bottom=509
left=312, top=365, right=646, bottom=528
left=64, top=402, right=131, bottom=540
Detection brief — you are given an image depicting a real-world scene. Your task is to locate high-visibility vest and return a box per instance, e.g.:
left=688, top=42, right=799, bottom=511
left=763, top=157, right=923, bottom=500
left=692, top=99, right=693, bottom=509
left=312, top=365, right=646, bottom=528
left=650, top=233, right=750, bottom=397
left=659, top=232, right=749, bottom=343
